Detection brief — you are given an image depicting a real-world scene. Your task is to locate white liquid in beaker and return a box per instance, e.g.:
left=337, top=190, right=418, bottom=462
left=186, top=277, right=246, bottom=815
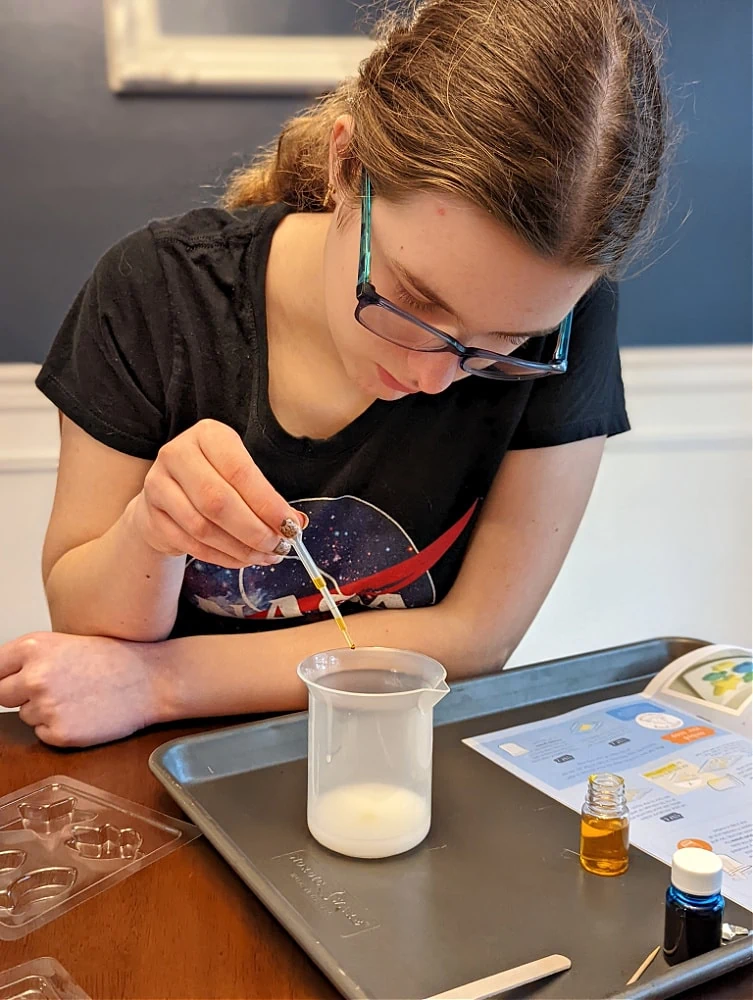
left=309, top=783, right=430, bottom=859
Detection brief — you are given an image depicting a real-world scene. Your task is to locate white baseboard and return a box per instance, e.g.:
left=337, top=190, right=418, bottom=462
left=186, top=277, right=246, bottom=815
left=0, top=347, right=751, bottom=660
left=616, top=346, right=751, bottom=448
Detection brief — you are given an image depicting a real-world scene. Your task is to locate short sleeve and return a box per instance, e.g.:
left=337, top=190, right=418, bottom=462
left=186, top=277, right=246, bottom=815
left=509, top=277, right=630, bottom=450
left=35, top=227, right=173, bottom=460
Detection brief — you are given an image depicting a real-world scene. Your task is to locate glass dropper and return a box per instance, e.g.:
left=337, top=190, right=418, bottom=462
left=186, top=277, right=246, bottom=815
left=281, top=519, right=355, bottom=649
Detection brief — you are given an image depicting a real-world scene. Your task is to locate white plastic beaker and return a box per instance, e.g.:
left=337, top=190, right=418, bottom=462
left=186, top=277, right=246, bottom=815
left=297, top=646, right=449, bottom=859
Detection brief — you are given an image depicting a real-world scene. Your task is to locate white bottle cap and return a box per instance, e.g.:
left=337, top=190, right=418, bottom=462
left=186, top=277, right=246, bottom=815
left=671, top=847, right=723, bottom=896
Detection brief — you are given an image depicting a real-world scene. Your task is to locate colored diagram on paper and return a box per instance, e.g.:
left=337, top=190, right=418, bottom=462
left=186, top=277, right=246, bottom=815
left=642, top=757, right=745, bottom=796
left=668, top=657, right=753, bottom=711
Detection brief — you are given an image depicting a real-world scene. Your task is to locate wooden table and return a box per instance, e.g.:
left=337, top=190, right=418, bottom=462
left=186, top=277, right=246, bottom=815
left=1, top=712, right=750, bottom=1000
left=0, top=712, right=338, bottom=999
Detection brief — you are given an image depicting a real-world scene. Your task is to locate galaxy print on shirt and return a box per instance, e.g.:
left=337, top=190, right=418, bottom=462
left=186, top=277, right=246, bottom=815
left=182, top=495, right=476, bottom=621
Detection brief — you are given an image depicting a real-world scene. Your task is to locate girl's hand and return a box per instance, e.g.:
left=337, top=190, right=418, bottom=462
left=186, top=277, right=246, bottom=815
left=0, top=632, right=165, bottom=747
left=129, top=419, right=304, bottom=569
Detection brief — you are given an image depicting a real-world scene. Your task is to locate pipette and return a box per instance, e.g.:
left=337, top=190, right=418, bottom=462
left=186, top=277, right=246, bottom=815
left=281, top=519, right=355, bottom=649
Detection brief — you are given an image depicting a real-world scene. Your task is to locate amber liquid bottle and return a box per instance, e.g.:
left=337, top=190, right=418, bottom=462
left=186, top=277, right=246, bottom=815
left=579, top=773, right=630, bottom=876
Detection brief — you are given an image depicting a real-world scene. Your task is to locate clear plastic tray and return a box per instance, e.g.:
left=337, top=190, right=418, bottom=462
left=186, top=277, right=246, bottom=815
left=0, top=775, right=200, bottom=940
left=0, top=958, right=90, bottom=999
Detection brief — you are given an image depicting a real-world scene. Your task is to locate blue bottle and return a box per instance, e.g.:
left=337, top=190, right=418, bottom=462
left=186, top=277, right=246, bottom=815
left=663, top=847, right=725, bottom=965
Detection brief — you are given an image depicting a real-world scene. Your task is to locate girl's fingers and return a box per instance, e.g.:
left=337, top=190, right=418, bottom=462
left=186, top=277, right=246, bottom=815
left=0, top=672, right=28, bottom=709
left=19, top=701, right=43, bottom=727
left=195, top=422, right=305, bottom=535
left=146, top=475, right=288, bottom=565
left=148, top=505, right=283, bottom=570
left=0, top=638, right=26, bottom=681
left=160, top=449, right=288, bottom=555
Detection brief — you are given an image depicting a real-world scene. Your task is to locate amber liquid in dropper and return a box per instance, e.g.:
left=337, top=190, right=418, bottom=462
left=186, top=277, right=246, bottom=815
left=283, top=520, right=357, bottom=649
left=336, top=615, right=356, bottom=650
left=311, top=574, right=356, bottom=649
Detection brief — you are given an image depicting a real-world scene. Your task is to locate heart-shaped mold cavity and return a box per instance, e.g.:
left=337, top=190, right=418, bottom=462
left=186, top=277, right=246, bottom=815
left=0, top=850, right=27, bottom=875
left=0, top=867, right=77, bottom=913
left=19, top=797, right=76, bottom=834
left=66, top=823, right=143, bottom=861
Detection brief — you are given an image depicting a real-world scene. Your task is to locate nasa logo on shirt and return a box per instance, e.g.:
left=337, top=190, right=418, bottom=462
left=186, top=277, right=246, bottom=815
left=183, top=495, right=476, bottom=620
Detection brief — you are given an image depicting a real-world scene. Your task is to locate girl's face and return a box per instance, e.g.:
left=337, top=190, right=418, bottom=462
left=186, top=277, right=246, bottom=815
left=321, top=174, right=597, bottom=401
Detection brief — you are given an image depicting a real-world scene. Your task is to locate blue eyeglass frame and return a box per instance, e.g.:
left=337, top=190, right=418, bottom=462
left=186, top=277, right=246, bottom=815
left=354, top=172, right=572, bottom=381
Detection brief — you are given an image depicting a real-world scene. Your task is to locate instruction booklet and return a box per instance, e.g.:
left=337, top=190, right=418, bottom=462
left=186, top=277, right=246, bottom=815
left=465, top=644, right=752, bottom=911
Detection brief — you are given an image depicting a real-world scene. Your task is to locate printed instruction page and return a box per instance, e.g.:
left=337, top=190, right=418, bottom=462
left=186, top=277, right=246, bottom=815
left=465, top=694, right=752, bottom=911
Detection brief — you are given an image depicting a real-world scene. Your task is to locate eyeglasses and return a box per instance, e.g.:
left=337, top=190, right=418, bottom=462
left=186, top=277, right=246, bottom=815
left=354, top=172, right=572, bottom=381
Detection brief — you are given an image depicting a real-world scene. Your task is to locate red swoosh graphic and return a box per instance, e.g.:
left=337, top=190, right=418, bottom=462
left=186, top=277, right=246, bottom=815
left=253, top=501, right=478, bottom=618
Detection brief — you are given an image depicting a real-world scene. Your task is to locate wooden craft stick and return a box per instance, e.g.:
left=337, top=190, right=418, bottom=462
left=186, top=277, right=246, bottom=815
left=625, top=944, right=661, bottom=986
left=425, top=953, right=572, bottom=1000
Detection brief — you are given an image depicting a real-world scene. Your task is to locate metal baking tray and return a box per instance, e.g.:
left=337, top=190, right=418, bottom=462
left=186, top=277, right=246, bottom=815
left=150, top=638, right=753, bottom=999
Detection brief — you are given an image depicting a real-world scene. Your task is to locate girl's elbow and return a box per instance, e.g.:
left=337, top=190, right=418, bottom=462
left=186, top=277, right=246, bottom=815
left=435, top=599, right=516, bottom=679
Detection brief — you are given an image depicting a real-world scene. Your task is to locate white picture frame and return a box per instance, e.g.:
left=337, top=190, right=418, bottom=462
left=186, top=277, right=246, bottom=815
left=103, top=0, right=376, bottom=94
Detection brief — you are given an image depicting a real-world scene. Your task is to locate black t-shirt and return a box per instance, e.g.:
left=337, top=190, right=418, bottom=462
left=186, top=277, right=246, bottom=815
left=36, top=204, right=629, bottom=638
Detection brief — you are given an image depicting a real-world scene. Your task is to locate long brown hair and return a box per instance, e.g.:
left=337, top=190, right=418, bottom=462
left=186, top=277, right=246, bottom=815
left=223, top=0, right=671, bottom=275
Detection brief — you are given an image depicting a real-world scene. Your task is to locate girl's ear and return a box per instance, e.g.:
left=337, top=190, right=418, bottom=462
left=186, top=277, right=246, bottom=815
left=326, top=114, right=355, bottom=207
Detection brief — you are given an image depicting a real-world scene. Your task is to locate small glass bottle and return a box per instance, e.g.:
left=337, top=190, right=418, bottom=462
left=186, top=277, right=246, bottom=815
left=663, top=847, right=724, bottom=965
left=579, top=773, right=630, bottom=876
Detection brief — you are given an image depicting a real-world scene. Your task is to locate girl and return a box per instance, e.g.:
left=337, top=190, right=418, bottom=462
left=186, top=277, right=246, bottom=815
left=0, top=0, right=668, bottom=745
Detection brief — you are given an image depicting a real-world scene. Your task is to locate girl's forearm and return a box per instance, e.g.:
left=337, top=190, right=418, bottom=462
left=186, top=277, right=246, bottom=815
left=145, top=602, right=501, bottom=723
left=44, top=498, right=185, bottom=641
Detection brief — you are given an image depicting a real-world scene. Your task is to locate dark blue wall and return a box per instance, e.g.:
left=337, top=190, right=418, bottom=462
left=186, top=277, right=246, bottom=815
left=1, top=0, right=750, bottom=362
left=620, top=0, right=752, bottom=346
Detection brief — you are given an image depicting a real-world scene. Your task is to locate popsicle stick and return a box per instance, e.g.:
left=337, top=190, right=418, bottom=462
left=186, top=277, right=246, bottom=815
left=625, top=944, right=661, bottom=986
left=425, top=953, right=571, bottom=1000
